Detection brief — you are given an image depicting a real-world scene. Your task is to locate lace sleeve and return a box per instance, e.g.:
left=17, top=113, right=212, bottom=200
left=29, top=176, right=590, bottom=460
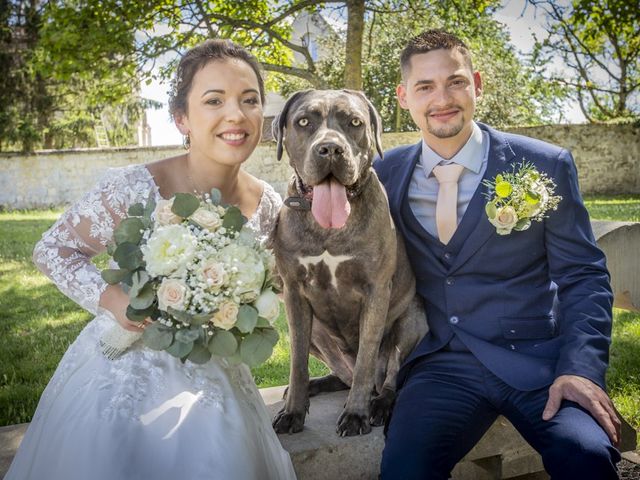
left=32, top=166, right=156, bottom=315
left=256, top=182, right=283, bottom=239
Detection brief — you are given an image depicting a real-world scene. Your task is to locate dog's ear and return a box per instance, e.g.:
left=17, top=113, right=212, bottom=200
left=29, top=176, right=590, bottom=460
left=272, top=90, right=311, bottom=161
left=344, top=90, right=384, bottom=161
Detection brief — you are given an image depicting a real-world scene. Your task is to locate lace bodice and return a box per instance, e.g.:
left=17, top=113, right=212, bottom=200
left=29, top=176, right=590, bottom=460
left=33, top=164, right=282, bottom=315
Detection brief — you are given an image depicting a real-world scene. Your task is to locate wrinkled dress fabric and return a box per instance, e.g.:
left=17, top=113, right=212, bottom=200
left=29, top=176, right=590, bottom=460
left=5, top=165, right=296, bottom=480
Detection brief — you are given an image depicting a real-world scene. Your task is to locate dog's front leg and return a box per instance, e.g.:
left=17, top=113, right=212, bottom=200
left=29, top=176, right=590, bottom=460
left=337, top=282, right=392, bottom=436
left=272, top=285, right=312, bottom=434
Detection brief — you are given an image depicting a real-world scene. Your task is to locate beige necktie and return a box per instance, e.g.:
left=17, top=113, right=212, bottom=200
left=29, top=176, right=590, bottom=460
left=432, top=163, right=465, bottom=244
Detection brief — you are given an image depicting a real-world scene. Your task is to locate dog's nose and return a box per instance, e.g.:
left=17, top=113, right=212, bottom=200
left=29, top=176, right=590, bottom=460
left=315, top=142, right=344, bottom=158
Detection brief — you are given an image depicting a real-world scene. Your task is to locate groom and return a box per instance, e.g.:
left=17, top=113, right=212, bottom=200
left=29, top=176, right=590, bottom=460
left=374, top=30, right=621, bottom=479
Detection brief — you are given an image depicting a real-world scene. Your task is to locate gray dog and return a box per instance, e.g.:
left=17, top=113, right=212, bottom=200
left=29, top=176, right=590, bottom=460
left=271, top=90, right=427, bottom=437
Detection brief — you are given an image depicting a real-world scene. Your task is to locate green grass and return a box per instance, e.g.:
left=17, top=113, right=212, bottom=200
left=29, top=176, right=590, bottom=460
left=583, top=195, right=640, bottom=222
left=0, top=200, right=638, bottom=434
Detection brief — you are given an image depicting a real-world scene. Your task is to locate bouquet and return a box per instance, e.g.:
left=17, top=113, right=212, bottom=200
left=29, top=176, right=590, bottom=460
left=99, top=190, right=280, bottom=366
left=483, top=161, right=562, bottom=235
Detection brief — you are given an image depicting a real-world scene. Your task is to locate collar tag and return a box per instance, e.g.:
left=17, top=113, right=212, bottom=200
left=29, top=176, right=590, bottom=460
left=284, top=196, right=311, bottom=211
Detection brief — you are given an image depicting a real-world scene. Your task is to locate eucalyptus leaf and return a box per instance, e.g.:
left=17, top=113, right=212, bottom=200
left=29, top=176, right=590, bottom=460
left=207, top=330, right=238, bottom=357
left=239, top=330, right=278, bottom=367
left=129, top=270, right=150, bottom=298
left=128, top=203, right=144, bottom=217
left=129, top=282, right=155, bottom=309
left=144, top=196, right=157, bottom=218
left=210, top=188, right=222, bottom=205
left=514, top=219, right=532, bottom=231
left=176, top=328, right=200, bottom=343
left=166, top=339, right=194, bottom=359
left=106, top=243, right=116, bottom=256
left=225, top=350, right=243, bottom=365
left=114, top=218, right=144, bottom=245
left=187, top=343, right=212, bottom=364
left=485, top=202, right=497, bottom=220
left=101, top=268, right=129, bottom=285
left=142, top=323, right=173, bottom=350
left=189, top=312, right=212, bottom=327
left=222, top=206, right=247, bottom=233
left=126, top=304, right=157, bottom=322
left=113, top=242, right=144, bottom=270
left=235, top=305, right=258, bottom=333
left=167, top=307, right=193, bottom=324
left=256, top=317, right=271, bottom=328
left=171, top=193, right=200, bottom=218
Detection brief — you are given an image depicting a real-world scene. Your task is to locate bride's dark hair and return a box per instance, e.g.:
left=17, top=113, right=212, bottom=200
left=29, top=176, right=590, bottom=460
left=168, top=39, right=265, bottom=119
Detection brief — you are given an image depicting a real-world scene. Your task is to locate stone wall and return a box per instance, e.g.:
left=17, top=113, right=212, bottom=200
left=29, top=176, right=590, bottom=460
left=0, top=124, right=637, bottom=209
left=0, top=144, right=293, bottom=209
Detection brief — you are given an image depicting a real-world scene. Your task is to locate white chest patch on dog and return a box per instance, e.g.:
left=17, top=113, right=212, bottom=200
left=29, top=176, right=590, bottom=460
left=298, top=250, right=353, bottom=289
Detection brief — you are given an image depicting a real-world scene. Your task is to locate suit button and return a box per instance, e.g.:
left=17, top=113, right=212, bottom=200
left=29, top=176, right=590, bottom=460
left=510, top=344, right=516, bottom=350
left=446, top=277, right=455, bottom=285
left=444, top=252, right=452, bottom=260
left=449, top=316, right=459, bottom=325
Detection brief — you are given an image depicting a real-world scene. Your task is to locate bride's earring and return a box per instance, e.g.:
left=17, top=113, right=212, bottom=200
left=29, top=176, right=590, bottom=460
left=183, top=134, right=191, bottom=150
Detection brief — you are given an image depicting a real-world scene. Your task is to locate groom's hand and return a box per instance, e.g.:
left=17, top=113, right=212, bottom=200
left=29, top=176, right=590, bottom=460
left=542, top=374, right=621, bottom=447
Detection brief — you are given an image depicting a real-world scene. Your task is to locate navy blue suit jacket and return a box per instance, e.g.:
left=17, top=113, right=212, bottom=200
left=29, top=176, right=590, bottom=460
left=374, top=123, right=613, bottom=392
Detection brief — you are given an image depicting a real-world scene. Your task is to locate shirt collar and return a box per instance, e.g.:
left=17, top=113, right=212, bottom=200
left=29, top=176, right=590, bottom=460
left=420, top=121, right=484, bottom=176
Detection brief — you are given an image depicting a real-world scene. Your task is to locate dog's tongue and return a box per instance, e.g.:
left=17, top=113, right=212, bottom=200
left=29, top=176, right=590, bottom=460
left=311, top=177, right=351, bottom=229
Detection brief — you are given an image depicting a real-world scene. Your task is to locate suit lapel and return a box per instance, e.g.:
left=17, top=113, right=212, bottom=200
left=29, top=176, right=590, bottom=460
left=449, top=125, right=516, bottom=272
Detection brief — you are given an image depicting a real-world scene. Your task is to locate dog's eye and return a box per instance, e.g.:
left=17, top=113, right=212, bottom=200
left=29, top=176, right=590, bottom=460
left=297, top=118, right=309, bottom=127
left=351, top=118, right=362, bottom=127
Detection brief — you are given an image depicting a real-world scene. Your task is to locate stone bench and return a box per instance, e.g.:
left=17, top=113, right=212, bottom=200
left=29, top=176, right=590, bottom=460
left=592, top=221, right=640, bottom=312
left=262, top=386, right=637, bottom=480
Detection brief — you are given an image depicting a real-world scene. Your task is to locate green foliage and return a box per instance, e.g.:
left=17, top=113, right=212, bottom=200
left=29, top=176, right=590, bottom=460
left=0, top=0, right=152, bottom=151
left=531, top=0, right=639, bottom=122
left=302, top=0, right=564, bottom=130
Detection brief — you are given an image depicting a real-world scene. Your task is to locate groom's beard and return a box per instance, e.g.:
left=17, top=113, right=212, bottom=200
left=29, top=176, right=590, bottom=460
left=425, top=106, right=465, bottom=139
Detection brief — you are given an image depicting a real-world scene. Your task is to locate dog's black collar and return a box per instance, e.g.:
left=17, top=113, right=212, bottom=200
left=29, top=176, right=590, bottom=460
left=284, top=171, right=373, bottom=211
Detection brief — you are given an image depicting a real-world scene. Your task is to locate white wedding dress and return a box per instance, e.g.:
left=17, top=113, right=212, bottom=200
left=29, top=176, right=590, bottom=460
left=5, top=164, right=297, bottom=480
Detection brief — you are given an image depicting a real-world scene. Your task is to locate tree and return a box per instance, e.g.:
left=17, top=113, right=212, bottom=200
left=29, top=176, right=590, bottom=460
left=311, top=0, right=564, bottom=130
left=0, top=0, right=149, bottom=151
left=113, top=0, right=436, bottom=90
left=531, top=0, right=639, bottom=122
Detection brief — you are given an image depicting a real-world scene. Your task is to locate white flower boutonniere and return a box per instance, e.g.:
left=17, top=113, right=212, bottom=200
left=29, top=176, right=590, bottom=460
left=483, top=161, right=562, bottom=235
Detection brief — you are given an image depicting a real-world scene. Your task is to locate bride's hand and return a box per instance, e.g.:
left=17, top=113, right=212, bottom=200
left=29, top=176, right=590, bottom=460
left=99, top=285, right=153, bottom=332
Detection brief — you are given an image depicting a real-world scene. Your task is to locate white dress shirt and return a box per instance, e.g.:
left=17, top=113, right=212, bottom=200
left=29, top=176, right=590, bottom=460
left=408, top=122, right=489, bottom=238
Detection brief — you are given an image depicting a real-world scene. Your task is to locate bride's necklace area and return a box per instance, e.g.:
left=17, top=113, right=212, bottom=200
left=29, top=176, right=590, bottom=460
left=185, top=155, right=209, bottom=197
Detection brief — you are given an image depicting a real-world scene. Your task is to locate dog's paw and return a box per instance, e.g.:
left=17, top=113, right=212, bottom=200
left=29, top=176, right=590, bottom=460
left=369, top=389, right=396, bottom=426
left=273, top=409, right=305, bottom=434
left=336, top=411, right=372, bottom=436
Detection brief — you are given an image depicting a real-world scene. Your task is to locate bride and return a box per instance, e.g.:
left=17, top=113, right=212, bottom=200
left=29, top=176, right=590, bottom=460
left=5, top=39, right=297, bottom=480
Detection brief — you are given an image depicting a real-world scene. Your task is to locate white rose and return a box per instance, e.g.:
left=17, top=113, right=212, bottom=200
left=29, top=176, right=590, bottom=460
left=191, top=207, right=222, bottom=232
left=219, top=244, right=266, bottom=302
left=253, top=290, right=280, bottom=324
left=157, top=278, right=188, bottom=311
left=489, top=206, right=518, bottom=235
left=154, top=198, right=182, bottom=226
left=212, top=301, right=239, bottom=330
left=201, top=260, right=226, bottom=291
left=142, top=224, right=197, bottom=277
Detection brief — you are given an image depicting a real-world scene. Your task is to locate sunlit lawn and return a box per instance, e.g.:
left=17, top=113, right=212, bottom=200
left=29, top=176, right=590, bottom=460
left=0, top=196, right=638, bottom=432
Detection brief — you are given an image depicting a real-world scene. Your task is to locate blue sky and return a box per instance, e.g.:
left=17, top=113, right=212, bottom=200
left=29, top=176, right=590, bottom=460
left=141, top=0, right=583, bottom=147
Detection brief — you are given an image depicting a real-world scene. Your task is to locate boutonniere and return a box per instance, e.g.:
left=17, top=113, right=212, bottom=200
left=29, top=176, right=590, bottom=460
left=482, top=161, right=562, bottom=235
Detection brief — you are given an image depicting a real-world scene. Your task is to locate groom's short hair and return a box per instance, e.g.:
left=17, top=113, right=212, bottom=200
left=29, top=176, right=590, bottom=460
left=400, top=29, right=473, bottom=80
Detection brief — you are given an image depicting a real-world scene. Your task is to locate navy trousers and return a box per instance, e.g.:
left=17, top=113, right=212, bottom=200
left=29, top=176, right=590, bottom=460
left=380, top=351, right=620, bottom=480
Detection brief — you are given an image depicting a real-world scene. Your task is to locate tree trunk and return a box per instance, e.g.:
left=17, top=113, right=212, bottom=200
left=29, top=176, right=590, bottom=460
left=344, top=0, right=365, bottom=90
